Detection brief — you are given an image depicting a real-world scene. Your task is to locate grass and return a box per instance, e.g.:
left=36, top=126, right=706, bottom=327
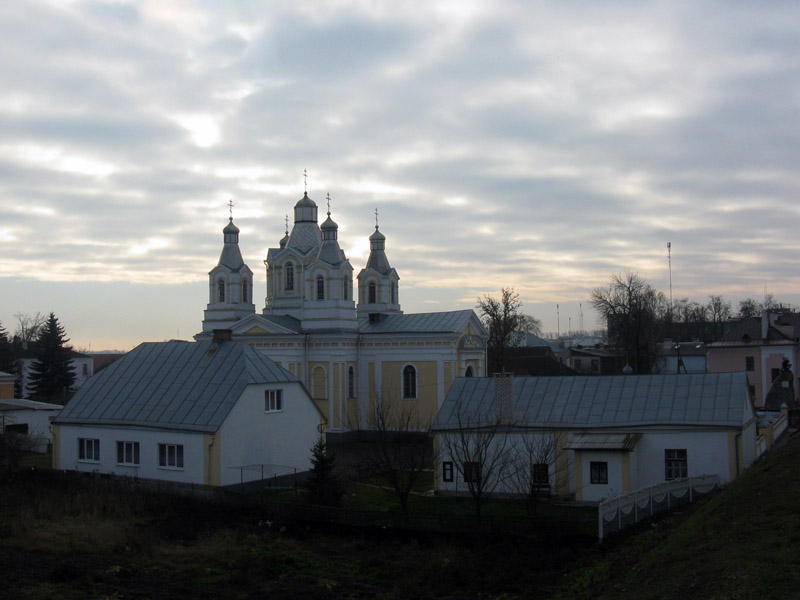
left=555, top=434, right=800, bottom=600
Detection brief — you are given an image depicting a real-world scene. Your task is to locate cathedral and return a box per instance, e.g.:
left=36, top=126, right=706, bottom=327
left=197, top=191, right=487, bottom=434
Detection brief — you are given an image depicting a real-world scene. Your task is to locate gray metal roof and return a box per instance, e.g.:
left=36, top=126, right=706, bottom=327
left=433, top=373, right=751, bottom=431
left=564, top=433, right=642, bottom=451
left=53, top=340, right=297, bottom=433
left=359, top=310, right=479, bottom=334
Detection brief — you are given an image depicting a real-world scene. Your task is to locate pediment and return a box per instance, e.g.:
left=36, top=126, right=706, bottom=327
left=229, top=314, right=299, bottom=336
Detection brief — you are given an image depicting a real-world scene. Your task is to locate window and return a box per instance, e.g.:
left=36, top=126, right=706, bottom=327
left=574, top=358, right=582, bottom=370
left=665, top=449, right=688, bottom=480
left=159, top=444, right=184, bottom=469
left=745, top=356, right=755, bottom=371
left=368, top=282, right=377, bottom=304
left=463, top=461, right=481, bottom=483
left=217, top=279, right=225, bottom=303
left=265, top=389, right=283, bottom=412
left=464, top=366, right=474, bottom=378
left=78, top=438, right=99, bottom=462
left=242, top=279, right=249, bottom=303
left=316, top=275, right=325, bottom=300
left=116, top=441, right=140, bottom=466
left=591, top=359, right=600, bottom=373
left=590, top=461, right=608, bottom=484
left=348, top=366, right=356, bottom=399
left=391, top=281, right=397, bottom=304
left=749, top=384, right=756, bottom=398
left=285, top=264, right=294, bottom=291
left=532, top=463, right=549, bottom=485
left=82, top=363, right=88, bottom=376
left=5, top=423, right=28, bottom=434
left=343, top=276, right=349, bottom=300
left=442, top=461, right=454, bottom=482
left=402, top=365, right=417, bottom=399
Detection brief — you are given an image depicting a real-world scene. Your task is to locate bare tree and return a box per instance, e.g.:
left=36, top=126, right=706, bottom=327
left=591, top=272, right=666, bottom=374
left=439, top=401, right=517, bottom=518
left=478, top=287, right=539, bottom=372
left=14, top=312, right=46, bottom=343
left=507, top=432, right=563, bottom=515
left=352, top=392, right=434, bottom=518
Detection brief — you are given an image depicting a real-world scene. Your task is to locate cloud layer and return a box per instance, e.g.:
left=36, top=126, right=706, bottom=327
left=2, top=0, right=799, bottom=349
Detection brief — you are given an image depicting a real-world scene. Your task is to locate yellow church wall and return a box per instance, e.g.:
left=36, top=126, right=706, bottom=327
left=380, top=360, right=439, bottom=426
left=313, top=400, right=329, bottom=422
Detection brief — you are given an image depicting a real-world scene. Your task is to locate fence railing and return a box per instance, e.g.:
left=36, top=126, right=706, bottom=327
left=598, top=474, right=720, bottom=540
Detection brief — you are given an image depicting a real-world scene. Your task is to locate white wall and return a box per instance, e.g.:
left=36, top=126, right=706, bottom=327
left=218, top=381, right=321, bottom=486
left=634, top=430, right=731, bottom=487
left=576, top=451, right=625, bottom=502
left=1, top=408, right=59, bottom=452
left=57, top=424, right=206, bottom=483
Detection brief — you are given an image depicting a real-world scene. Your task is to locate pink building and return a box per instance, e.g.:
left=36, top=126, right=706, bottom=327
left=707, top=312, right=799, bottom=409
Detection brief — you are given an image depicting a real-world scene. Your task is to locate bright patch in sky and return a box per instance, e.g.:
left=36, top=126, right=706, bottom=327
left=174, top=114, right=221, bottom=147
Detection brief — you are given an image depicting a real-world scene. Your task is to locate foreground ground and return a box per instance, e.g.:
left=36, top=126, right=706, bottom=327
left=2, top=435, right=800, bottom=599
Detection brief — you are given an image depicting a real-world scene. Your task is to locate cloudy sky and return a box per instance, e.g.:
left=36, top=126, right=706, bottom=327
left=2, top=0, right=799, bottom=351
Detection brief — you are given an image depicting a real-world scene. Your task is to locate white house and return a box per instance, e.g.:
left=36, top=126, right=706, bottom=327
left=52, top=335, right=325, bottom=487
left=14, top=343, right=94, bottom=399
left=432, top=373, right=757, bottom=503
left=0, top=398, right=63, bottom=452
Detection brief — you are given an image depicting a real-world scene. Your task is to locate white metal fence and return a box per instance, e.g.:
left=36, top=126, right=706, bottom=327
left=598, top=474, right=720, bottom=540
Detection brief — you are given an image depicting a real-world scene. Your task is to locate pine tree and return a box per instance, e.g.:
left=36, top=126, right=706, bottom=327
left=305, top=435, right=344, bottom=506
left=28, top=313, right=75, bottom=404
left=0, top=321, right=15, bottom=376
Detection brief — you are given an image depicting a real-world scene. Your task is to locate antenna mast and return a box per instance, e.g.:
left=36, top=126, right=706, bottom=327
left=667, top=242, right=673, bottom=310
left=557, top=304, right=560, bottom=339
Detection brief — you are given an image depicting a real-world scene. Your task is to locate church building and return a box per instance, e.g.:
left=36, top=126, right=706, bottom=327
left=197, top=191, right=487, bottom=435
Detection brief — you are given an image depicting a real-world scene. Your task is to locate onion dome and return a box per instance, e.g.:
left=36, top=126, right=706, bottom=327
left=293, top=192, right=318, bottom=223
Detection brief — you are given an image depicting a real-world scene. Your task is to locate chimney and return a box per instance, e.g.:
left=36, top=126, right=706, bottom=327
left=494, top=372, right=514, bottom=425
left=212, top=329, right=233, bottom=344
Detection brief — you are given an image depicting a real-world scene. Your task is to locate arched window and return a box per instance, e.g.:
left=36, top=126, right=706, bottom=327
left=368, top=282, right=377, bottom=304
left=391, top=281, right=397, bottom=304
left=285, top=263, right=294, bottom=291
left=402, top=365, right=417, bottom=399
left=343, top=276, right=349, bottom=300
left=241, top=279, right=248, bottom=304
left=316, top=275, right=325, bottom=300
left=312, top=366, right=326, bottom=399
left=217, top=279, right=225, bottom=303
left=348, top=366, right=356, bottom=399
left=465, top=366, right=474, bottom=378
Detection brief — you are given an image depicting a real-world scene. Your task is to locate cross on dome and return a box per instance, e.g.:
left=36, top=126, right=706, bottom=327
left=228, top=199, right=234, bottom=220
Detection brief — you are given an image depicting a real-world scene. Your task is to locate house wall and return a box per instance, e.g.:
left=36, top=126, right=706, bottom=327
left=575, top=450, right=626, bottom=502
left=0, top=379, right=14, bottom=399
left=55, top=424, right=207, bottom=483
left=0, top=408, right=59, bottom=452
left=217, top=381, right=322, bottom=486
left=633, top=430, right=732, bottom=487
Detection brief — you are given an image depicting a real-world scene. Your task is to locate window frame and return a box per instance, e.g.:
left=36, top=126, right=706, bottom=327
left=532, top=463, right=549, bottom=485
left=442, top=461, right=454, bottom=483
left=745, top=356, right=755, bottom=371
left=463, top=461, right=481, bottom=484
left=368, top=281, right=377, bottom=304
left=665, top=449, right=688, bottom=480
left=590, top=461, right=608, bottom=484
left=217, top=279, right=225, bottom=303
left=78, top=438, right=100, bottom=462
left=158, top=443, right=184, bottom=470
left=316, top=275, right=325, bottom=300
left=265, top=389, right=283, bottom=413
left=285, top=263, right=294, bottom=291
left=402, top=364, right=417, bottom=399
left=242, top=279, right=249, bottom=303
left=347, top=366, right=356, bottom=399
left=116, top=441, right=140, bottom=466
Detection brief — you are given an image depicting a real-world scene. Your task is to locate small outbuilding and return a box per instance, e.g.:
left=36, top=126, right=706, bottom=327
left=52, top=336, right=324, bottom=486
left=0, top=398, right=63, bottom=452
left=432, top=373, right=757, bottom=503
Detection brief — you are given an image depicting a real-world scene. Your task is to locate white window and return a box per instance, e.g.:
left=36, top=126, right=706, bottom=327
left=159, top=443, right=184, bottom=469
left=285, top=263, right=294, bottom=291
left=368, top=282, right=377, bottom=304
left=78, top=438, right=100, bottom=462
left=265, top=389, right=283, bottom=412
left=116, top=441, right=140, bottom=466
left=316, top=275, right=325, bottom=300
left=665, top=449, right=688, bottom=480
left=442, top=461, right=454, bottom=482
left=217, top=279, right=225, bottom=303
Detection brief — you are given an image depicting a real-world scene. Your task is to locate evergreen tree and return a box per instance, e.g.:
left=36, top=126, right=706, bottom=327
left=28, top=313, right=75, bottom=404
left=0, top=321, right=16, bottom=377
left=305, top=435, right=344, bottom=506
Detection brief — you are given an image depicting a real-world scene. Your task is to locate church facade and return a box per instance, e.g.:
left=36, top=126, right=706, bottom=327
left=197, top=192, right=488, bottom=434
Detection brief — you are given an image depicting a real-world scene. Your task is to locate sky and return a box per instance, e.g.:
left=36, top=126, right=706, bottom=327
left=2, top=0, right=800, bottom=351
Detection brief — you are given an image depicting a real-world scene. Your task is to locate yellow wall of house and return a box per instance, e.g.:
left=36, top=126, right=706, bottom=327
left=0, top=381, right=14, bottom=399
left=203, top=433, right=221, bottom=486
left=574, top=452, right=584, bottom=501
left=621, top=452, right=631, bottom=493
left=380, top=360, right=439, bottom=426
left=554, top=431, right=570, bottom=495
